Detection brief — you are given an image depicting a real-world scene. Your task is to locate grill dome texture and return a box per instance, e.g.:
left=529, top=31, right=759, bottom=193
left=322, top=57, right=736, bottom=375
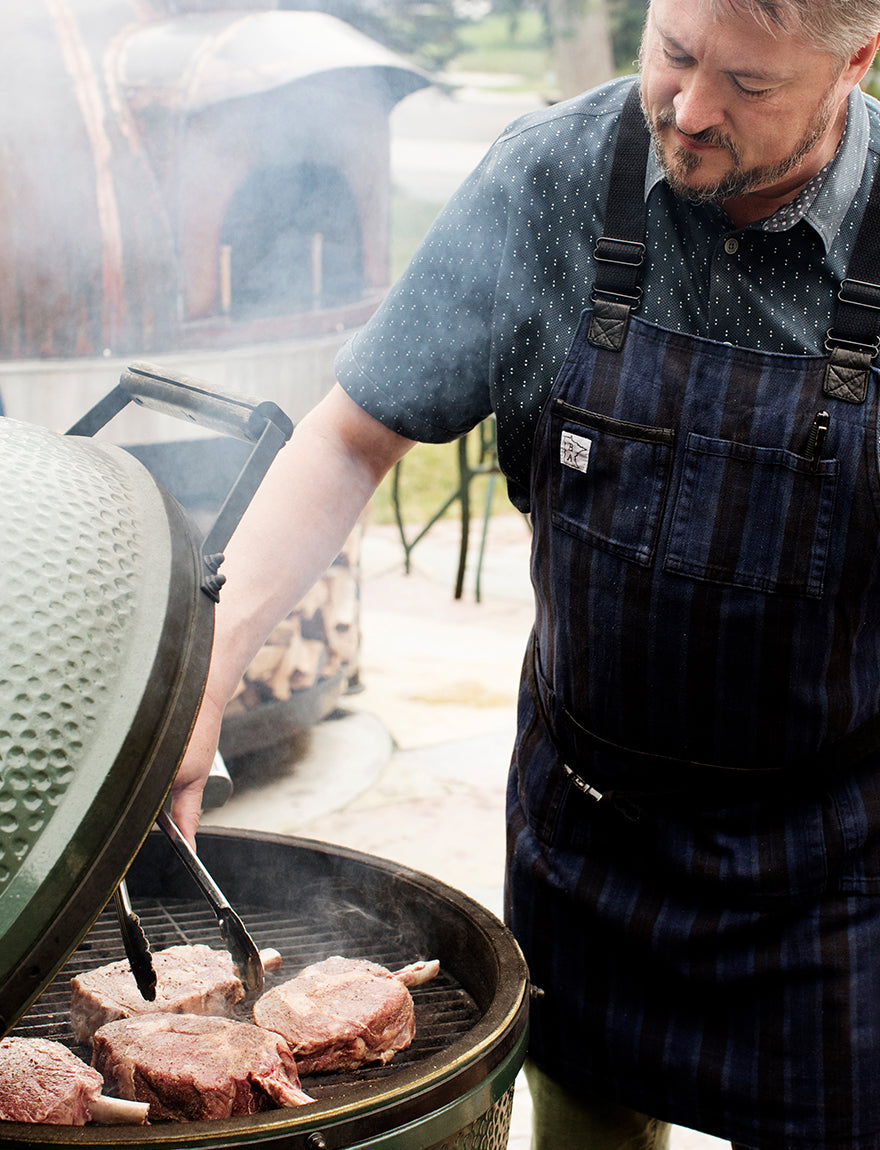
left=0, top=419, right=160, bottom=893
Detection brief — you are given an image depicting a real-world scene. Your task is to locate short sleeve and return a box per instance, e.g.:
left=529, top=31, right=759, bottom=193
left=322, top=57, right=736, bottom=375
left=335, top=143, right=509, bottom=443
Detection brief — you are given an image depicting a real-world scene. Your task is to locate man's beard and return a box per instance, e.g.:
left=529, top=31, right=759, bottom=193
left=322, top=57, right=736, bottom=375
left=641, top=85, right=838, bottom=205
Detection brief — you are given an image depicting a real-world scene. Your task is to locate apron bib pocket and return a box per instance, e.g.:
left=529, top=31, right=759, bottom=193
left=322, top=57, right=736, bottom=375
left=664, top=432, right=838, bottom=597
left=549, top=400, right=674, bottom=565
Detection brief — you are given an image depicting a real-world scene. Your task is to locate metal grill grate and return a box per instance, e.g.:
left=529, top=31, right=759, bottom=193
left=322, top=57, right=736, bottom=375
left=12, top=894, right=482, bottom=1100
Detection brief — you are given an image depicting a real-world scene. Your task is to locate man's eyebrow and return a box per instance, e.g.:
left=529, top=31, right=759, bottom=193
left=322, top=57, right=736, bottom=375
left=724, top=62, right=790, bottom=80
left=653, top=18, right=791, bottom=82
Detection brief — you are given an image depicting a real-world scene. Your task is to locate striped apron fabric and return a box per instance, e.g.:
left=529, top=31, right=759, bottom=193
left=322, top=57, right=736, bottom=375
left=505, top=95, right=880, bottom=1149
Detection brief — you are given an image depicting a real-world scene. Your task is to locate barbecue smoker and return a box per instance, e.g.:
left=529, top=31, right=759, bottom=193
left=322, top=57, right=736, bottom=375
left=0, top=366, right=529, bottom=1149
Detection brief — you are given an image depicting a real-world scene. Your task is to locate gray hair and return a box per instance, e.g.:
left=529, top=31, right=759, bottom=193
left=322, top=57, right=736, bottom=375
left=714, top=0, right=880, bottom=62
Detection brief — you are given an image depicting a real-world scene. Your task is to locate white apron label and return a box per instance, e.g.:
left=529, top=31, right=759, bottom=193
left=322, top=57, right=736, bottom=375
left=560, top=430, right=592, bottom=474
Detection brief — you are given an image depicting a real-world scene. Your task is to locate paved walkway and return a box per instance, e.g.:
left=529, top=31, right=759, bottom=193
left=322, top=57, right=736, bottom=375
left=202, top=510, right=729, bottom=1150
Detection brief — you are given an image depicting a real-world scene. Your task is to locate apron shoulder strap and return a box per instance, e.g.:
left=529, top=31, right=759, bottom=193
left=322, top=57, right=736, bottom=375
left=588, top=82, right=650, bottom=352
left=824, top=161, right=880, bottom=404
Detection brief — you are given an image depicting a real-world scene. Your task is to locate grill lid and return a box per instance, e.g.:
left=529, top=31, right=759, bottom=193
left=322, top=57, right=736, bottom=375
left=0, top=364, right=292, bottom=1037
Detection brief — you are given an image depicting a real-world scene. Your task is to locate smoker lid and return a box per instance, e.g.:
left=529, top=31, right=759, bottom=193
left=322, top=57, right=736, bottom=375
left=117, top=10, right=431, bottom=114
left=0, top=416, right=215, bottom=1037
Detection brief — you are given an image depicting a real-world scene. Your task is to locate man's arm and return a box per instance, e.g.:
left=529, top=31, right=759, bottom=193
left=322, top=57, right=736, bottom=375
left=171, top=383, right=416, bottom=842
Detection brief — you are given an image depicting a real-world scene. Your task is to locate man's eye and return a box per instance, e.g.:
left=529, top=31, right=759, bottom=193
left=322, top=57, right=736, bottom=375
left=733, top=78, right=773, bottom=98
left=662, top=47, right=691, bottom=65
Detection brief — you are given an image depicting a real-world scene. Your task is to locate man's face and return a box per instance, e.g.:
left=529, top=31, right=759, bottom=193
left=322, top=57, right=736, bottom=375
left=639, top=0, right=850, bottom=208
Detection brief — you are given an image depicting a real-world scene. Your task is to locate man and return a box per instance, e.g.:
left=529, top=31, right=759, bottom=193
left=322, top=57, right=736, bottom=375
left=172, top=0, right=880, bottom=1145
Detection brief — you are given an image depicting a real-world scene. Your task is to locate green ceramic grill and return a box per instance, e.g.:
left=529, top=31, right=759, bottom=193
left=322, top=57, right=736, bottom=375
left=0, top=366, right=528, bottom=1150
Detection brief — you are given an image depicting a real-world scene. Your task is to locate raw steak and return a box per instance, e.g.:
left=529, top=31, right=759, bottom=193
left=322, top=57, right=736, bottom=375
left=253, top=955, right=440, bottom=1074
left=0, top=1036, right=147, bottom=1125
left=91, top=1013, right=313, bottom=1121
left=70, top=943, right=281, bottom=1044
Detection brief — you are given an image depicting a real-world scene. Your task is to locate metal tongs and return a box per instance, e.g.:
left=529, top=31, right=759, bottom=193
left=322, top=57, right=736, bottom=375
left=157, top=810, right=264, bottom=994
left=114, top=880, right=157, bottom=1001
left=113, top=814, right=264, bottom=1000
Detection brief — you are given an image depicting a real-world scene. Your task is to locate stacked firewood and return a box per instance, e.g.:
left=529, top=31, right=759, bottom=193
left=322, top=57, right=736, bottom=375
left=224, top=522, right=362, bottom=715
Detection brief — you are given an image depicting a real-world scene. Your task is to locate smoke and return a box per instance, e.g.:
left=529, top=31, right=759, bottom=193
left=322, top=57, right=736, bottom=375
left=0, top=2, right=427, bottom=368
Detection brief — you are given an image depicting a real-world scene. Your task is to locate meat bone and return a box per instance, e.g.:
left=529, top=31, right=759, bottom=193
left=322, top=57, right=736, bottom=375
left=156, top=810, right=265, bottom=994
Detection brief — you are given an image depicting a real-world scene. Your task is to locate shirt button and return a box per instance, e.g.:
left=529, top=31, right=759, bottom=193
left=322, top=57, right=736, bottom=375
left=724, top=237, right=739, bottom=254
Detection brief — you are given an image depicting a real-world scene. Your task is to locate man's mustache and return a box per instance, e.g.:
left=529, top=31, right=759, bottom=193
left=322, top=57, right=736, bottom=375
left=654, top=108, right=740, bottom=157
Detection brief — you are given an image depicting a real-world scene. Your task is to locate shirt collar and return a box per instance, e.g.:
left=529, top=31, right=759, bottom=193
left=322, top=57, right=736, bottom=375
left=644, top=86, right=869, bottom=251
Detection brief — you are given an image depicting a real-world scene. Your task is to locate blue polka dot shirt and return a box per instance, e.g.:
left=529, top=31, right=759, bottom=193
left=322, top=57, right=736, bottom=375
left=336, top=77, right=880, bottom=509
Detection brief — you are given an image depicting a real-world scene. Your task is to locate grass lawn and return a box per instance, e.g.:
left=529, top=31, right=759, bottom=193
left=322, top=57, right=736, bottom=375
left=449, top=10, right=552, bottom=91
left=371, top=432, right=515, bottom=527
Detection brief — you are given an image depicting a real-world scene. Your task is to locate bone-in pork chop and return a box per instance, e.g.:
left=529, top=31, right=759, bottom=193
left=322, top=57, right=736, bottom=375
left=91, top=1012, right=314, bottom=1121
left=253, top=955, right=440, bottom=1074
left=0, top=1036, right=148, bottom=1125
left=70, top=943, right=281, bottom=1044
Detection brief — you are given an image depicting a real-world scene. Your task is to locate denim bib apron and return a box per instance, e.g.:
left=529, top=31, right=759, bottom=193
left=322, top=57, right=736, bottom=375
left=506, top=84, right=880, bottom=1147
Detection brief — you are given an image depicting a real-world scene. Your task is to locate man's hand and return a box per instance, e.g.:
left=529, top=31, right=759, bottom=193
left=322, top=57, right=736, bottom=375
left=169, top=690, right=226, bottom=846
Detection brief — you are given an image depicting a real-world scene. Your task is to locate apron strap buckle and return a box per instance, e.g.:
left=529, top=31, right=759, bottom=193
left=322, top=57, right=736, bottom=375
left=593, top=236, right=646, bottom=268
left=837, top=276, right=880, bottom=312
left=822, top=278, right=880, bottom=404
left=589, top=235, right=645, bottom=352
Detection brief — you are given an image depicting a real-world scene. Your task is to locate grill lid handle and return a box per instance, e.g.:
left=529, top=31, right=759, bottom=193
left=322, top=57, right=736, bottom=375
left=65, top=360, right=295, bottom=587
left=66, top=361, right=294, bottom=445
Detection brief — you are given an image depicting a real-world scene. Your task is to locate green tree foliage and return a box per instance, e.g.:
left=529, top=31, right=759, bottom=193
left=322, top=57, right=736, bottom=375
left=608, top=0, right=646, bottom=71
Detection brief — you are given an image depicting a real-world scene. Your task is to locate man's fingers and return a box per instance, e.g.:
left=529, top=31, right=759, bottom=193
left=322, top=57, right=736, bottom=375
left=170, top=782, right=206, bottom=849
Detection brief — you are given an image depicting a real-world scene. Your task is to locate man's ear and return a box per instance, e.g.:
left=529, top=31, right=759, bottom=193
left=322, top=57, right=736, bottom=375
left=845, top=32, right=880, bottom=89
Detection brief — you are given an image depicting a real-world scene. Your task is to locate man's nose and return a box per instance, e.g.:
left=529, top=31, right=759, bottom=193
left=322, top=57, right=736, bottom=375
left=672, top=73, right=725, bottom=135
